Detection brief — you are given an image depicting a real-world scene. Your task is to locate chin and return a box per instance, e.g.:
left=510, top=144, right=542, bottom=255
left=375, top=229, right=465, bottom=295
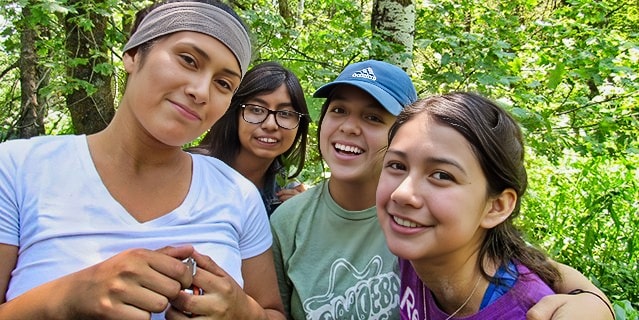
left=386, top=241, right=414, bottom=260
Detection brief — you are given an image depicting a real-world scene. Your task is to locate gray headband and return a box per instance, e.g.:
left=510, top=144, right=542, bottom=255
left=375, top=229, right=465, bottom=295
left=123, top=2, right=251, bottom=77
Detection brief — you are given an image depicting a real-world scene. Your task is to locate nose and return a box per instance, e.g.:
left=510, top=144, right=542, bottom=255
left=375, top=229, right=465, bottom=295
left=185, top=76, right=210, bottom=105
left=339, top=115, right=362, bottom=135
left=390, top=175, right=423, bottom=208
left=261, top=113, right=279, bottom=130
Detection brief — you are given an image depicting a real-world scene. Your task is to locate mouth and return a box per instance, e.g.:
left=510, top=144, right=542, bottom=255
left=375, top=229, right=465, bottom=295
left=392, top=215, right=425, bottom=228
left=257, top=137, right=279, bottom=144
left=171, top=101, right=201, bottom=121
left=334, top=143, right=364, bottom=155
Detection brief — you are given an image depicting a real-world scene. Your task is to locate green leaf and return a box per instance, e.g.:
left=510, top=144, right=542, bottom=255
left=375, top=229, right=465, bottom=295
left=547, top=62, right=565, bottom=89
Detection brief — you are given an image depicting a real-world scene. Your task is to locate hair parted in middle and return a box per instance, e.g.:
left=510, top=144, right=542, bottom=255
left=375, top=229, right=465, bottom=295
left=189, top=61, right=309, bottom=180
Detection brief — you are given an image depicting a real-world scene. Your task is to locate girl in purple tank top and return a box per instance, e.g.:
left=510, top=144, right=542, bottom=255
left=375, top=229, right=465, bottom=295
left=376, top=92, right=560, bottom=319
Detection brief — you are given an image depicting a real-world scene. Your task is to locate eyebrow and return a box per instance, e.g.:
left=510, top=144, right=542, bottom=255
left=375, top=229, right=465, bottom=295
left=249, top=97, right=294, bottom=109
left=385, top=148, right=468, bottom=175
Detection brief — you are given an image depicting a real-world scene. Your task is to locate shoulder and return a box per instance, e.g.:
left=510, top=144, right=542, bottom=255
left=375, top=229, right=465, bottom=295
left=270, top=180, right=325, bottom=224
left=1, top=135, right=79, bottom=152
left=514, top=263, right=555, bottom=295
left=0, top=135, right=83, bottom=167
left=192, top=153, right=255, bottom=191
left=191, top=153, right=265, bottom=213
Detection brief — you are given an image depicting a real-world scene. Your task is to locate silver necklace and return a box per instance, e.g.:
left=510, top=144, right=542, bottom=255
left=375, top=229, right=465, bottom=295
left=423, top=276, right=482, bottom=320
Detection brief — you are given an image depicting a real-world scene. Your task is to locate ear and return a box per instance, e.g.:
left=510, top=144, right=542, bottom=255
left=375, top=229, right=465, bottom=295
left=480, top=188, right=517, bottom=229
left=123, top=50, right=137, bottom=73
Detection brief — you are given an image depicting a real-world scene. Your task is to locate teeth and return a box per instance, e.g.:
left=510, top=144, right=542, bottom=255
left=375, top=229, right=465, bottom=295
left=335, top=143, right=363, bottom=154
left=258, top=137, right=278, bottom=143
left=393, top=216, right=423, bottom=228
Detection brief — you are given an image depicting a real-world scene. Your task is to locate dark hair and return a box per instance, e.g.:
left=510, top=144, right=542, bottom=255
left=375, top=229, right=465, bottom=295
left=189, top=61, right=309, bottom=180
left=389, top=92, right=561, bottom=288
left=315, top=97, right=332, bottom=163
left=126, top=0, right=250, bottom=61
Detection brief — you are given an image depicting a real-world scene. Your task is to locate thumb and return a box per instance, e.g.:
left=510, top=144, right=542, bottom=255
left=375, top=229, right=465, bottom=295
left=527, top=294, right=565, bottom=320
left=191, top=250, right=229, bottom=278
left=156, top=245, right=195, bottom=260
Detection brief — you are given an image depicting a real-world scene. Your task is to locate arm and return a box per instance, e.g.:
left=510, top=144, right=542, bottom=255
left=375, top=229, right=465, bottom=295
left=276, top=182, right=306, bottom=203
left=0, top=245, right=194, bottom=320
left=527, top=261, right=614, bottom=320
left=271, top=222, right=293, bottom=317
left=168, top=249, right=286, bottom=320
left=242, top=249, right=286, bottom=319
left=0, top=243, right=18, bottom=304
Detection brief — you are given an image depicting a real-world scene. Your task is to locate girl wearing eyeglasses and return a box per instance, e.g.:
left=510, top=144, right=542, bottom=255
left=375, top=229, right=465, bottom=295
left=189, top=61, right=310, bottom=216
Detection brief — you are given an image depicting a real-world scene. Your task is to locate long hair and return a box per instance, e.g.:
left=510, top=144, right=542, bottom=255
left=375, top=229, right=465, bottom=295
left=388, top=92, right=561, bottom=288
left=189, top=61, right=309, bottom=180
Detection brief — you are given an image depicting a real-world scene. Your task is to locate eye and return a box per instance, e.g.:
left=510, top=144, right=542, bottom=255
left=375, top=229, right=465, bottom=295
left=278, top=110, right=297, bottom=119
left=179, top=54, right=197, bottom=68
left=248, top=105, right=266, bottom=115
left=328, top=106, right=345, bottom=114
left=432, top=171, right=454, bottom=181
left=364, top=114, right=384, bottom=123
left=385, top=160, right=406, bottom=171
left=215, top=79, right=232, bottom=91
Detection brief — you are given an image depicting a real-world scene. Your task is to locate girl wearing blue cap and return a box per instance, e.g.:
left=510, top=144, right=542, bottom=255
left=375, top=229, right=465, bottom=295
left=0, top=1, right=285, bottom=319
left=270, top=61, right=612, bottom=320
left=271, top=59, right=414, bottom=319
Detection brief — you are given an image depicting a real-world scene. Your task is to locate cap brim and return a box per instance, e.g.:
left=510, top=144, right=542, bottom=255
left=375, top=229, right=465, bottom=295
left=313, top=81, right=402, bottom=116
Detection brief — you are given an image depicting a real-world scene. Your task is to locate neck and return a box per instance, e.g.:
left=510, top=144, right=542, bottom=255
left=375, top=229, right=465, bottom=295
left=89, top=127, right=185, bottom=172
left=327, top=178, right=377, bottom=211
left=233, top=151, right=273, bottom=189
left=413, top=252, right=492, bottom=317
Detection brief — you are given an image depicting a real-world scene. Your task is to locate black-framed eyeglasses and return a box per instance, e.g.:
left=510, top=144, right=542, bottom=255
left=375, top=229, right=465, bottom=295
left=240, top=104, right=307, bottom=130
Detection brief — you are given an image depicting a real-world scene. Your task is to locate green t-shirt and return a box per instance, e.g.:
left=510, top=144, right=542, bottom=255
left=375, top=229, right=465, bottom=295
left=270, top=180, right=400, bottom=320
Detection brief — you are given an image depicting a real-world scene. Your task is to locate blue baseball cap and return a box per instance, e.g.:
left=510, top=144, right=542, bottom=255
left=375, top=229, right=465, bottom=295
left=313, top=60, right=418, bottom=116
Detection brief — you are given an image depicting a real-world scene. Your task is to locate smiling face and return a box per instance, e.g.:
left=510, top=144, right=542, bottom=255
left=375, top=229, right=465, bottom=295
left=122, top=31, right=241, bottom=147
left=237, top=84, right=299, bottom=161
left=319, top=85, right=397, bottom=185
left=376, top=113, right=497, bottom=264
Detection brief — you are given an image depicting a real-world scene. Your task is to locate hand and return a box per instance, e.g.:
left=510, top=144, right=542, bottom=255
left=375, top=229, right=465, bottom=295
left=167, top=251, right=249, bottom=319
left=527, top=293, right=614, bottom=320
left=57, top=246, right=195, bottom=320
left=276, top=183, right=306, bottom=202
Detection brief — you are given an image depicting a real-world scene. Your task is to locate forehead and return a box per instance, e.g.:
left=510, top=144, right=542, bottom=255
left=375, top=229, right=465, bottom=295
left=161, top=31, right=241, bottom=75
left=392, top=115, right=473, bottom=154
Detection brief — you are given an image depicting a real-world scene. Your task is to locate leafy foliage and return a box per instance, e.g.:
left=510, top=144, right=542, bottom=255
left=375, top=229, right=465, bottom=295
left=0, top=0, right=637, bottom=313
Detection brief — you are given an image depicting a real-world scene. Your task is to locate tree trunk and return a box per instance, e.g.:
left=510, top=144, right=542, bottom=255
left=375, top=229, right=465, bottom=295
left=17, top=5, right=45, bottom=139
left=371, top=0, right=415, bottom=70
left=64, top=0, right=115, bottom=135
left=278, top=0, right=292, bottom=21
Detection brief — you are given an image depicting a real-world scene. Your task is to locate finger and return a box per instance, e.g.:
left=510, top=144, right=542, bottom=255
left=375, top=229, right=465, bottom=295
left=189, top=251, right=238, bottom=299
left=527, top=294, right=565, bottom=320
left=165, top=303, right=199, bottom=320
left=107, top=302, right=156, bottom=320
left=168, top=290, right=201, bottom=318
left=118, top=282, right=171, bottom=314
left=107, top=250, right=185, bottom=312
left=156, top=245, right=195, bottom=260
left=277, top=189, right=300, bottom=201
left=148, top=246, right=196, bottom=290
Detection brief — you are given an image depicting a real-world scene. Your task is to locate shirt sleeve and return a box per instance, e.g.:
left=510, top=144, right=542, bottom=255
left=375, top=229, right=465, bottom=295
left=238, top=183, right=272, bottom=259
left=0, top=141, right=22, bottom=246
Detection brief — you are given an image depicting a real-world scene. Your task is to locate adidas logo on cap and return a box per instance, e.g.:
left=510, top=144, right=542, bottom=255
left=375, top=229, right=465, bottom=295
left=351, top=67, right=377, bottom=81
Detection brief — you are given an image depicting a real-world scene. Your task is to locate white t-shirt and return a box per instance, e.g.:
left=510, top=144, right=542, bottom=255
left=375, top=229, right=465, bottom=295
left=0, top=135, right=271, bottom=318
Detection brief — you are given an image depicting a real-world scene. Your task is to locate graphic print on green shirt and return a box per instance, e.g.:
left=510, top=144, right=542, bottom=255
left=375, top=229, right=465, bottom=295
left=271, top=180, right=400, bottom=320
